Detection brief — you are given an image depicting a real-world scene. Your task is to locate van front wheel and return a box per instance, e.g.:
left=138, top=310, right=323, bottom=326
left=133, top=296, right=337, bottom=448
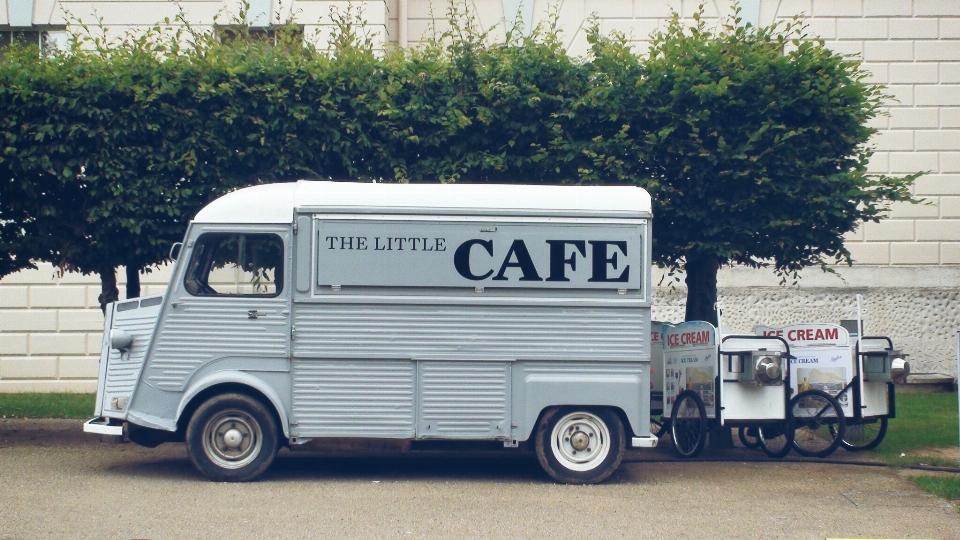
left=535, top=407, right=625, bottom=484
left=186, top=393, right=279, bottom=482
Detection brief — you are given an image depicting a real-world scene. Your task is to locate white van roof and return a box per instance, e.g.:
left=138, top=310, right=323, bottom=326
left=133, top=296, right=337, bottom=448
left=192, top=180, right=652, bottom=223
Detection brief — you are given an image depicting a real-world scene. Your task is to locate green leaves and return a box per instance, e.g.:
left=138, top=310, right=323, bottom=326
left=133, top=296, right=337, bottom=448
left=630, top=6, right=918, bottom=275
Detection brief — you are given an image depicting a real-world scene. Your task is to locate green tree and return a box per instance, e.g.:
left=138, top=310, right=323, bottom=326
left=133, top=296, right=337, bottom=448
left=634, top=10, right=917, bottom=324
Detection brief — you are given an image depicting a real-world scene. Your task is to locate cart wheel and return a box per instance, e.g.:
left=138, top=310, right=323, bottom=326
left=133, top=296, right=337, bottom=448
left=832, top=417, right=888, bottom=452
left=738, top=426, right=760, bottom=449
left=535, top=407, right=625, bottom=484
left=670, top=390, right=707, bottom=459
left=185, top=393, right=280, bottom=482
left=758, top=419, right=793, bottom=459
left=790, top=390, right=846, bottom=458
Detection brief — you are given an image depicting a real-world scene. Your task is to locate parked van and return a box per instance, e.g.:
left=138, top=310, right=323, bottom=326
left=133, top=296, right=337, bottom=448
left=84, top=181, right=657, bottom=483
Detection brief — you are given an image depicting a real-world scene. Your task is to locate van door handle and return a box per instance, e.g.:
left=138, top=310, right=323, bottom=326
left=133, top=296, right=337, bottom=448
left=248, top=310, right=263, bottom=319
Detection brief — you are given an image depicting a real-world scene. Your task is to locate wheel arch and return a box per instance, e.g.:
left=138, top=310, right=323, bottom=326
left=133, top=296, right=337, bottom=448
left=176, top=371, right=290, bottom=438
left=532, top=404, right=634, bottom=437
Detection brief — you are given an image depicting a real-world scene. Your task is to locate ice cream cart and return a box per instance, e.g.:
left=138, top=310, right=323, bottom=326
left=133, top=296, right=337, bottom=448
left=755, top=323, right=849, bottom=457
left=756, top=319, right=906, bottom=453
left=662, top=321, right=795, bottom=458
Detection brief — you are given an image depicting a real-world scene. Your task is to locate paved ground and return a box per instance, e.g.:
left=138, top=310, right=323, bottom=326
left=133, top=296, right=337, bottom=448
left=1, top=419, right=958, bottom=539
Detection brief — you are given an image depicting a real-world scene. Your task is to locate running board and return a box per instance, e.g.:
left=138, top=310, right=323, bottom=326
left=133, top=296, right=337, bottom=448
left=631, top=435, right=658, bottom=448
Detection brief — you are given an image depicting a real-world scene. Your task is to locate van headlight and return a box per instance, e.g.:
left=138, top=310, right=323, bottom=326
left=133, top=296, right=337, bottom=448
left=110, top=329, right=133, bottom=352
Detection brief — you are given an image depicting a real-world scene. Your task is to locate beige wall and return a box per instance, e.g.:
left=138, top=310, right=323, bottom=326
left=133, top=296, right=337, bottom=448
left=0, top=264, right=173, bottom=392
left=2, top=0, right=959, bottom=391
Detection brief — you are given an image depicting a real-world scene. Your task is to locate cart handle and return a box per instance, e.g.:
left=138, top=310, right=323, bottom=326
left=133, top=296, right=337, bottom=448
left=858, top=336, right=894, bottom=351
left=720, top=334, right=792, bottom=357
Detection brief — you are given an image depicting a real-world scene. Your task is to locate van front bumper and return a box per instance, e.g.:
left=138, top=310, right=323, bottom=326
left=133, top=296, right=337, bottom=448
left=83, top=417, right=124, bottom=436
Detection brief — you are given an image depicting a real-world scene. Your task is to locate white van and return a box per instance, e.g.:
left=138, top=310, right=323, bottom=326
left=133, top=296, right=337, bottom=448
left=84, top=181, right=657, bottom=483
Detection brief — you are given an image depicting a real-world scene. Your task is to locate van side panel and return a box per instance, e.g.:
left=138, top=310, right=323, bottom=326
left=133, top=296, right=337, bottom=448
left=418, top=361, right=510, bottom=439
left=292, top=359, right=416, bottom=438
left=143, top=296, right=289, bottom=392
left=290, top=301, right=649, bottom=440
left=292, top=303, right=644, bottom=360
left=513, top=361, right=648, bottom=441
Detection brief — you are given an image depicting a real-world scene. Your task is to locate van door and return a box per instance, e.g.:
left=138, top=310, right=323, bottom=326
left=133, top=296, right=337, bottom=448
left=143, top=228, right=291, bottom=393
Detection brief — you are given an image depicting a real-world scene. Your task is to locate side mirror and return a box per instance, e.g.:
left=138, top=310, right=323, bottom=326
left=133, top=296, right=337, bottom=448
left=169, top=242, right=183, bottom=261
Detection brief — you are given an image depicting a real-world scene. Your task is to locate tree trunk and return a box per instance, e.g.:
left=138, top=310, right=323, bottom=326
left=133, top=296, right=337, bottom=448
left=125, top=265, right=141, bottom=299
left=98, top=268, right=119, bottom=314
left=683, top=254, right=720, bottom=326
left=684, top=254, right=731, bottom=447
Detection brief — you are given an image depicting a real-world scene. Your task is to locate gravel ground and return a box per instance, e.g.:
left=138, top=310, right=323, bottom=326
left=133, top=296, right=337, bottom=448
left=1, top=419, right=958, bottom=539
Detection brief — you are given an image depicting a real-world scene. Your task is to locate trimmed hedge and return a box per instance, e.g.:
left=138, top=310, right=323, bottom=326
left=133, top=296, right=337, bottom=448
left=0, top=9, right=917, bottom=318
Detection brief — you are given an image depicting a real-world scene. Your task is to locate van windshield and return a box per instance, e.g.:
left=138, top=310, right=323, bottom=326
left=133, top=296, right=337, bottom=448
left=184, top=233, right=284, bottom=297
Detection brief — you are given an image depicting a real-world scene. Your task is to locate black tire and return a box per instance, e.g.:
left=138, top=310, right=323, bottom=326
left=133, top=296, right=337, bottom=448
left=758, top=418, right=794, bottom=459
left=186, top=393, right=280, bottom=482
left=670, top=390, right=707, bottom=459
left=790, top=390, right=846, bottom=458
left=535, top=407, right=625, bottom=484
left=833, top=417, right=888, bottom=452
left=738, top=426, right=760, bottom=449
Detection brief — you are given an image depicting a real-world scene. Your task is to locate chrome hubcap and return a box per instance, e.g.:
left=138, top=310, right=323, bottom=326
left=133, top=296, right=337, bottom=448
left=551, top=412, right=610, bottom=472
left=202, top=409, right=263, bottom=470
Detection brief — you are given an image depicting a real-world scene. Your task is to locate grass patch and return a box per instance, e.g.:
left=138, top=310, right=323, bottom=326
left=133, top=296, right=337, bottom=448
left=863, top=392, right=960, bottom=505
left=867, top=392, right=959, bottom=467
left=0, top=393, right=95, bottom=419
left=910, top=476, right=960, bottom=500
left=873, top=392, right=960, bottom=462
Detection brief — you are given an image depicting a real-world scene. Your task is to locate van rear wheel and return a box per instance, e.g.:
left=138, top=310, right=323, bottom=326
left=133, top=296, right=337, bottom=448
left=186, top=393, right=279, bottom=482
left=535, top=407, right=625, bottom=484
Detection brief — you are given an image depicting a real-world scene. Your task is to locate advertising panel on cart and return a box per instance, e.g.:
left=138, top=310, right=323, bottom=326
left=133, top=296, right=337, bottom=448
left=756, top=323, right=855, bottom=417
left=662, top=321, right=717, bottom=419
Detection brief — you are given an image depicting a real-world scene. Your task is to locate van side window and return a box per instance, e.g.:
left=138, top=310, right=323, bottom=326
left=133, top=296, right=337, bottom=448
left=184, top=233, right=284, bottom=297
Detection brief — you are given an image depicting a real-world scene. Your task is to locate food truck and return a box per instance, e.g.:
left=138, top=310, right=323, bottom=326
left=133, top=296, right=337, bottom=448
left=83, top=181, right=658, bottom=483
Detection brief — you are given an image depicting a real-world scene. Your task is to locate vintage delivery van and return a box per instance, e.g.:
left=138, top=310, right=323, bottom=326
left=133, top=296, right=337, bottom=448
left=84, top=181, right=657, bottom=483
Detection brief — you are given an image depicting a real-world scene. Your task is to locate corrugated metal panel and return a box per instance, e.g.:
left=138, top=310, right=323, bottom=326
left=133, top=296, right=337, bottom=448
left=293, top=304, right=645, bottom=360
left=101, top=299, right=163, bottom=416
left=519, top=362, right=645, bottom=376
left=418, top=361, right=509, bottom=439
left=145, top=298, right=288, bottom=390
left=291, top=360, right=416, bottom=438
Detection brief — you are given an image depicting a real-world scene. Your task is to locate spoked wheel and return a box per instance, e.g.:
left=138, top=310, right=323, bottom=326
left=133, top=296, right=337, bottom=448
left=670, top=390, right=707, bottom=459
left=758, top=419, right=794, bottom=459
left=790, top=390, right=846, bottom=458
left=186, top=393, right=280, bottom=482
left=738, top=426, right=760, bottom=449
left=535, top=407, right=625, bottom=484
left=832, top=417, right=888, bottom=452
